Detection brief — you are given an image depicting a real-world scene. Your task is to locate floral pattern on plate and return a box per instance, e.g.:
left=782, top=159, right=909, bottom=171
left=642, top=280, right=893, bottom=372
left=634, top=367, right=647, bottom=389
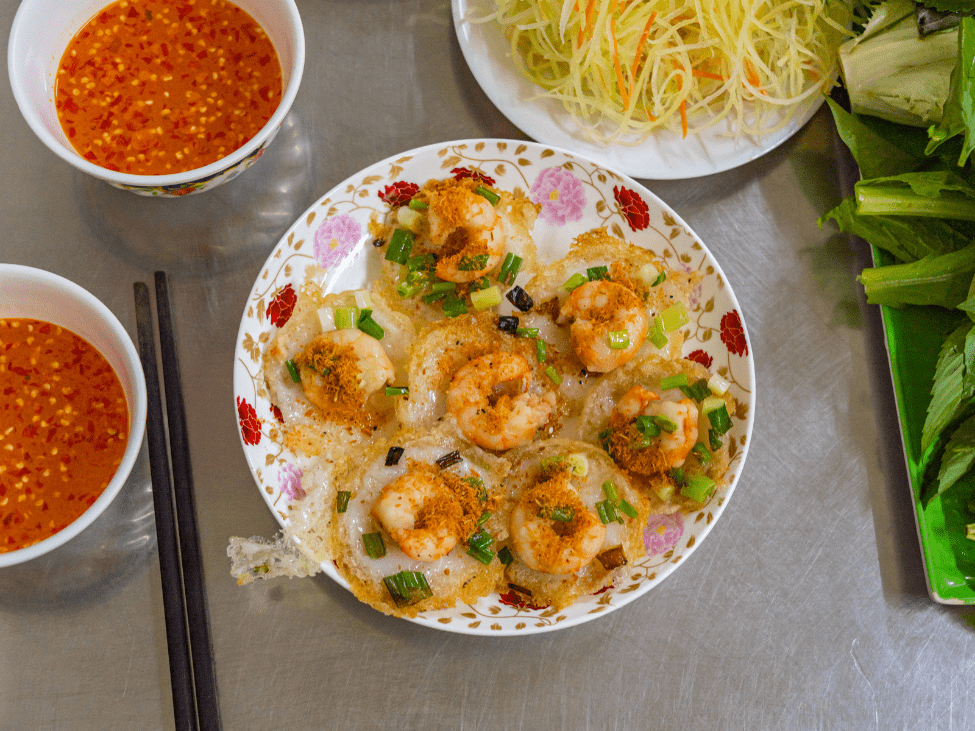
left=233, top=139, right=756, bottom=635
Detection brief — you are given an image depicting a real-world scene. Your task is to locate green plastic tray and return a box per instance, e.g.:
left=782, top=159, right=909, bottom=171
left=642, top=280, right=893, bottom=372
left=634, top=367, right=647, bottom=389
left=876, top=248, right=975, bottom=603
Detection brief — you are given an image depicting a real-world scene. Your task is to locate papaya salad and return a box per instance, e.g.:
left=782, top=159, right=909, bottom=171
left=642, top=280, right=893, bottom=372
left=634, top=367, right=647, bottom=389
left=481, top=0, right=853, bottom=142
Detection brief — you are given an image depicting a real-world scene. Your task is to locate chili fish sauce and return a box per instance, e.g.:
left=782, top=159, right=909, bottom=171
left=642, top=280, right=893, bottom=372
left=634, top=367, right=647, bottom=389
left=54, top=0, right=283, bottom=176
left=0, top=319, right=129, bottom=553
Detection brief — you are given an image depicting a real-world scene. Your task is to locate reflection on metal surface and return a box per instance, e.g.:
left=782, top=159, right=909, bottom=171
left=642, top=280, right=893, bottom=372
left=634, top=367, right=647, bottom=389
left=71, top=112, right=314, bottom=276
left=0, top=450, right=156, bottom=610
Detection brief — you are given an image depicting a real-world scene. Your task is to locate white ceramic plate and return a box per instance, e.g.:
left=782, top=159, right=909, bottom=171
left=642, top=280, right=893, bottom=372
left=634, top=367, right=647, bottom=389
left=452, top=0, right=825, bottom=180
left=233, top=139, right=755, bottom=634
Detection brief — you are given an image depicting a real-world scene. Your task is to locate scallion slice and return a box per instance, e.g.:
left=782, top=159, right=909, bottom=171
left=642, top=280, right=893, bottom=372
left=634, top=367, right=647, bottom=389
left=430, top=281, right=456, bottom=293
left=385, top=386, right=408, bottom=397
left=407, top=253, right=435, bottom=271
left=474, top=185, right=500, bottom=205
left=670, top=467, right=685, bottom=488
left=497, top=546, right=514, bottom=566
left=536, top=339, right=547, bottom=362
left=383, top=570, right=433, bottom=607
left=516, top=327, right=539, bottom=338
left=543, top=505, right=574, bottom=522
left=356, top=309, right=385, bottom=340
left=661, top=302, right=689, bottom=332
left=596, top=500, right=619, bottom=525
left=618, top=499, right=638, bottom=520
left=561, top=272, right=586, bottom=292
left=497, top=253, right=523, bottom=285
left=635, top=415, right=660, bottom=437
left=703, top=400, right=732, bottom=435
left=397, top=280, right=421, bottom=298
left=468, top=529, right=493, bottom=551
left=681, top=475, right=716, bottom=503
left=544, top=366, right=562, bottom=385
left=587, top=265, right=609, bottom=281
left=651, top=415, right=678, bottom=433
left=471, top=285, right=502, bottom=310
left=384, top=228, right=414, bottom=264
left=649, top=316, right=668, bottom=348
left=601, top=480, right=620, bottom=502
left=660, top=374, right=689, bottom=390
left=422, top=290, right=447, bottom=304
left=336, top=491, right=351, bottom=513
left=466, top=545, right=495, bottom=565
left=362, top=532, right=386, bottom=559
left=652, top=271, right=667, bottom=286
left=680, top=378, right=712, bottom=402
left=285, top=359, right=301, bottom=384
left=708, top=429, right=723, bottom=451
left=335, top=306, right=355, bottom=330
left=607, top=330, right=630, bottom=349
left=691, top=442, right=712, bottom=464
left=408, top=197, right=428, bottom=211
left=442, top=294, right=468, bottom=318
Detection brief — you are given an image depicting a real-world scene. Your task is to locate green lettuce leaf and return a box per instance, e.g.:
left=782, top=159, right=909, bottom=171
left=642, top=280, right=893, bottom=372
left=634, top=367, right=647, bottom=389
left=857, top=245, right=975, bottom=307
left=926, top=16, right=975, bottom=165
left=934, top=413, right=975, bottom=500
left=854, top=170, right=975, bottom=218
left=819, top=195, right=972, bottom=261
left=923, top=321, right=975, bottom=449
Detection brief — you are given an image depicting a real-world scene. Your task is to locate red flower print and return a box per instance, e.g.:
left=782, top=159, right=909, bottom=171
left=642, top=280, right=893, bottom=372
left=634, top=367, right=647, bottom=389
left=451, top=167, right=495, bottom=186
left=687, top=349, right=713, bottom=369
left=237, top=396, right=262, bottom=446
left=720, top=310, right=748, bottom=357
left=266, top=284, right=297, bottom=328
left=614, top=186, right=650, bottom=231
left=498, top=590, right=547, bottom=611
left=379, top=181, right=419, bottom=207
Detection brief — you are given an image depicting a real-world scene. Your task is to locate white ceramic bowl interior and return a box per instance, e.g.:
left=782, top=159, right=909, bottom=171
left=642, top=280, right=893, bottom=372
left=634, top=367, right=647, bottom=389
left=0, top=264, right=148, bottom=567
left=7, top=0, right=304, bottom=195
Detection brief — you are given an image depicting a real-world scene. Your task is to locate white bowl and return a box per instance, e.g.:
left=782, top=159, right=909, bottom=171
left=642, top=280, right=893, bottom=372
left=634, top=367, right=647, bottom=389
left=7, top=0, right=304, bottom=197
left=0, top=264, right=148, bottom=567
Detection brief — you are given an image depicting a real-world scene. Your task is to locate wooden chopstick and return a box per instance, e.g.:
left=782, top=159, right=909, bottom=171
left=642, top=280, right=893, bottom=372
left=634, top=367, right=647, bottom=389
left=153, top=271, right=222, bottom=731
left=133, top=281, right=198, bottom=731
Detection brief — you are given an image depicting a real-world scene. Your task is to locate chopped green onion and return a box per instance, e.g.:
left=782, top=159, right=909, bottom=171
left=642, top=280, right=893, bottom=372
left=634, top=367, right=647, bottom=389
left=442, top=294, right=468, bottom=318
left=498, top=546, right=514, bottom=566
left=708, top=373, right=731, bottom=396
left=708, top=429, right=723, bottom=451
left=336, top=491, right=351, bottom=513
left=703, top=401, right=732, bottom=435
left=587, top=265, right=609, bottom=281
left=477, top=510, right=492, bottom=525
left=407, top=253, right=435, bottom=271
left=458, top=254, right=490, bottom=272
left=430, top=281, right=456, bottom=293
left=384, top=228, right=414, bottom=264
left=408, top=197, right=428, bottom=211
left=397, top=280, right=422, bottom=298
left=652, top=415, right=678, bottom=433
left=362, top=532, right=386, bottom=559
left=596, top=500, right=619, bottom=525
left=422, top=290, right=448, bottom=304
left=561, top=272, right=586, bottom=292
left=544, top=366, right=562, bottom=385
left=543, top=505, right=574, bottom=522
left=661, top=302, right=689, bottom=332
left=691, top=442, right=712, bottom=464
left=385, top=386, right=409, bottom=397
left=681, top=475, right=716, bottom=503
left=474, top=185, right=500, bottom=205
left=968, top=524, right=975, bottom=541
left=467, top=545, right=495, bottom=565
left=468, top=529, right=493, bottom=551
left=471, top=285, right=503, bottom=310
left=601, top=480, right=620, bottom=502
left=607, top=330, right=630, bottom=349
left=285, top=359, right=301, bottom=384
left=353, top=290, right=372, bottom=309
left=356, top=309, right=385, bottom=340
left=651, top=481, right=675, bottom=501
left=396, top=206, right=423, bottom=232
left=536, top=339, right=548, bottom=362
left=649, top=316, right=668, bottom=348
left=473, top=276, right=491, bottom=291
left=497, top=253, right=523, bottom=285
left=660, top=374, right=689, bottom=390
left=566, top=453, right=588, bottom=476
left=335, top=306, right=355, bottom=330
left=383, top=570, right=433, bottom=607
left=680, top=378, right=712, bottom=402
left=516, top=327, right=539, bottom=338
left=670, top=467, right=685, bottom=488
left=635, top=415, right=661, bottom=437
left=618, top=499, right=638, bottom=520
left=652, top=271, right=667, bottom=286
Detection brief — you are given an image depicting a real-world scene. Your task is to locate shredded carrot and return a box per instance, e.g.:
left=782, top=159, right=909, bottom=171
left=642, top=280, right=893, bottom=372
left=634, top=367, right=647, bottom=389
left=744, top=59, right=761, bottom=89
left=610, top=14, right=629, bottom=109
left=692, top=70, right=725, bottom=81
left=578, top=0, right=597, bottom=47
left=629, top=11, right=657, bottom=86
left=679, top=100, right=687, bottom=138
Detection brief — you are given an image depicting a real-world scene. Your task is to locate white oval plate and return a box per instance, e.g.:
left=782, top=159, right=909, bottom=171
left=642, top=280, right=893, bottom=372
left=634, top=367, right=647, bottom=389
left=452, top=0, right=825, bottom=180
left=233, top=139, right=755, bottom=634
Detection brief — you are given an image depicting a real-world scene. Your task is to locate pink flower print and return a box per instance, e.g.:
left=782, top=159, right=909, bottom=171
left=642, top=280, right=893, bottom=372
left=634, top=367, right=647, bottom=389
left=529, top=167, right=586, bottom=226
left=313, top=214, right=361, bottom=269
left=644, top=512, right=684, bottom=556
left=278, top=463, right=305, bottom=501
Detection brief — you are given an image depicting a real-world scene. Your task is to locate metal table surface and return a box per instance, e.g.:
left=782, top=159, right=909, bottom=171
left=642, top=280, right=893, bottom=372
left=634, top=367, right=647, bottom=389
left=2, top=2, right=972, bottom=729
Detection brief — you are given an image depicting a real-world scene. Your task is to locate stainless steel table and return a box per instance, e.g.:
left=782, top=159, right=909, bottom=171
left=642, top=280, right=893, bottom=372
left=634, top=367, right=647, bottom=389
left=3, top=2, right=971, bottom=729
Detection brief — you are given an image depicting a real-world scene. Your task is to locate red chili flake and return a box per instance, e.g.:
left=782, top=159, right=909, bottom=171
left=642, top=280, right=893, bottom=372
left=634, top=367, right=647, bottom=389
left=720, top=310, right=748, bottom=357
left=237, top=396, right=262, bottom=446
left=450, top=167, right=495, bottom=185
left=613, top=186, right=650, bottom=231
left=687, top=349, right=713, bottom=369
left=378, top=181, right=419, bottom=207
left=265, top=283, right=297, bottom=327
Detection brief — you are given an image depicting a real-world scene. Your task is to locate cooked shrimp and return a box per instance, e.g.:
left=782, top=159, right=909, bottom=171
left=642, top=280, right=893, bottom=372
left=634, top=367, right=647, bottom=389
left=613, top=385, right=699, bottom=470
left=371, top=469, right=461, bottom=562
left=295, top=329, right=395, bottom=412
left=510, top=475, right=606, bottom=575
left=428, top=185, right=506, bottom=283
left=558, top=280, right=649, bottom=373
left=446, top=352, right=555, bottom=451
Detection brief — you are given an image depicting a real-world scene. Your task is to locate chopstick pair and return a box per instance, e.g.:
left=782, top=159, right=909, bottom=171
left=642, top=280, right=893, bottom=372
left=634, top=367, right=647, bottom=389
left=134, top=273, right=221, bottom=731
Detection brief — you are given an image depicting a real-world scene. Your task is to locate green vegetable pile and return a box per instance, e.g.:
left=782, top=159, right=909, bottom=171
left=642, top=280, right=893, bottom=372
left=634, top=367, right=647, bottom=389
left=819, top=0, right=975, bottom=509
